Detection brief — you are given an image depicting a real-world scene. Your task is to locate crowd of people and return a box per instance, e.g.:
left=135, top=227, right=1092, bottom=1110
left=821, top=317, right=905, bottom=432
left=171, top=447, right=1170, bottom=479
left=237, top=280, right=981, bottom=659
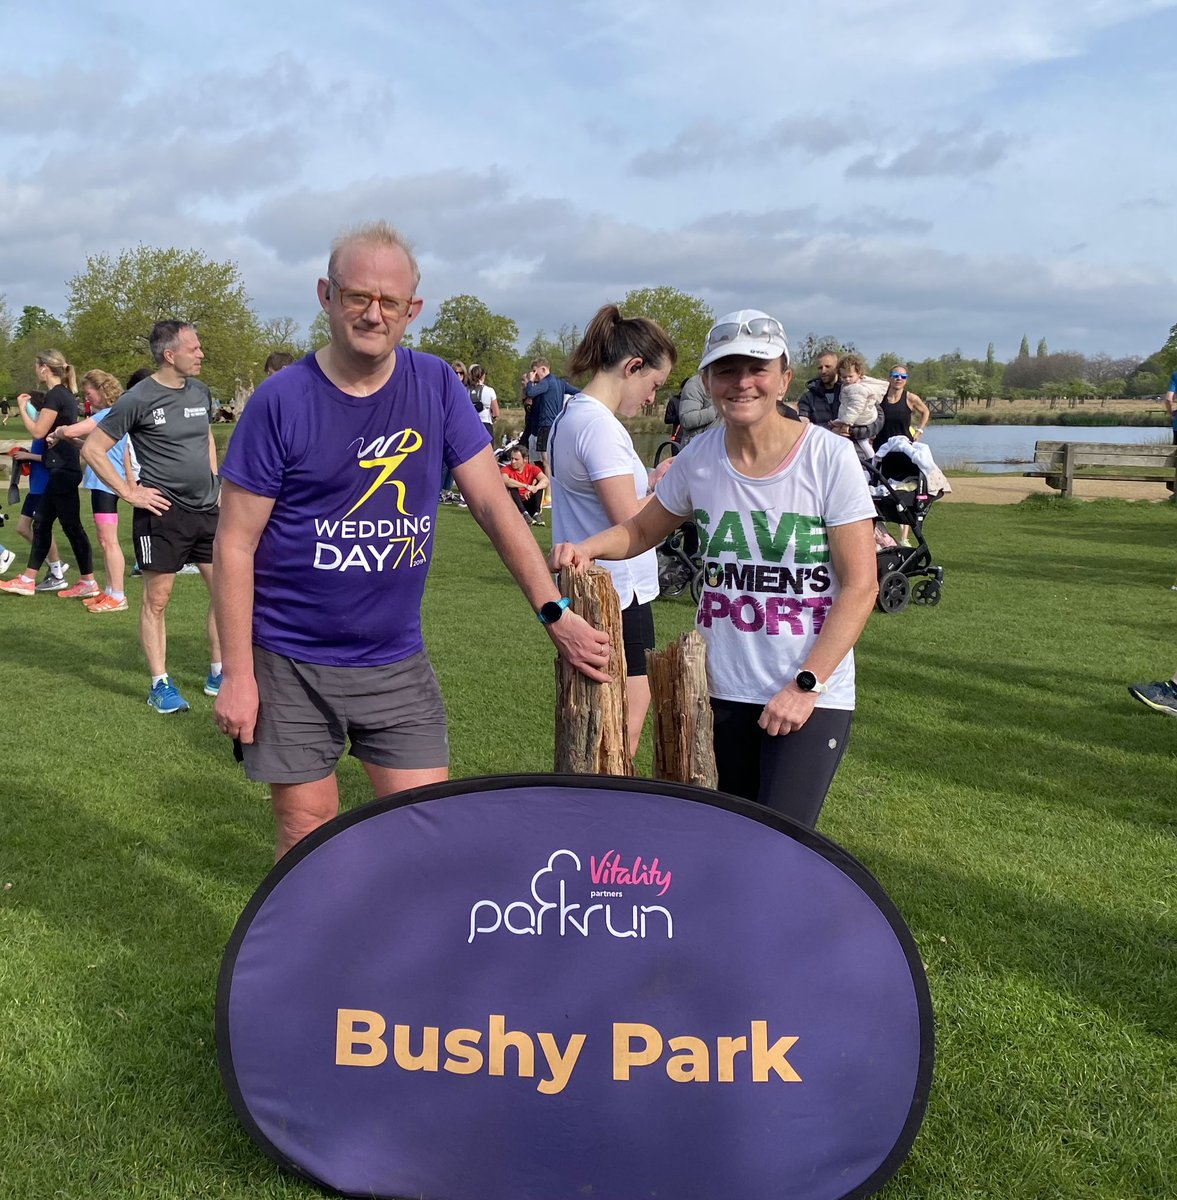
left=2, top=217, right=1171, bottom=863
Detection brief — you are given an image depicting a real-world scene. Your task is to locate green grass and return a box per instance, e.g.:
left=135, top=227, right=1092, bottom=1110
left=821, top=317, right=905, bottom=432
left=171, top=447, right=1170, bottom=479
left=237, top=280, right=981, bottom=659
left=1, top=496, right=1175, bottom=1198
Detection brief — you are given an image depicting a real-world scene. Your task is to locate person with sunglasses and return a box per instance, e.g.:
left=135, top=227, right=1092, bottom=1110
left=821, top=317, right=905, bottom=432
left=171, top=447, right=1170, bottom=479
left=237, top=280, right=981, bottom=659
left=550, top=310, right=878, bottom=828
left=212, top=221, right=612, bottom=859
left=874, top=364, right=930, bottom=448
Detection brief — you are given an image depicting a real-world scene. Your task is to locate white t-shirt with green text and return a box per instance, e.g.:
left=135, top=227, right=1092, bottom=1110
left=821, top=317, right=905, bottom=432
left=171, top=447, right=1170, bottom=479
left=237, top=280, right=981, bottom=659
left=656, top=423, right=875, bottom=708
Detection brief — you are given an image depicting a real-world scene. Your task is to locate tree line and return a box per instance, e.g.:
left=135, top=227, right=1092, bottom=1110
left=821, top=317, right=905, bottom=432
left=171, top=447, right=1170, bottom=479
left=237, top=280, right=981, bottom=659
left=1, top=245, right=1173, bottom=408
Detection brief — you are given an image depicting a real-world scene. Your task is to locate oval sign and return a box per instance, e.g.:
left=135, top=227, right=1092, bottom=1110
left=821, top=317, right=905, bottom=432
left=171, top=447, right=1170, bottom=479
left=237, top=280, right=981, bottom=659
left=217, top=776, right=933, bottom=1200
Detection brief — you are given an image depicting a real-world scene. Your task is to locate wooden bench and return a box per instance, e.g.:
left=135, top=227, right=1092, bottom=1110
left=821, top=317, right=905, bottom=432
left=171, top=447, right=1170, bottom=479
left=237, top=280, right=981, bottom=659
left=1027, top=440, right=1177, bottom=499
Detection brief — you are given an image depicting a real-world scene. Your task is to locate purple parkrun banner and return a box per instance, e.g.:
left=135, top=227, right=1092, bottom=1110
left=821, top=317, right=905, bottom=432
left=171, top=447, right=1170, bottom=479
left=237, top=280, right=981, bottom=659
left=216, top=776, right=934, bottom=1200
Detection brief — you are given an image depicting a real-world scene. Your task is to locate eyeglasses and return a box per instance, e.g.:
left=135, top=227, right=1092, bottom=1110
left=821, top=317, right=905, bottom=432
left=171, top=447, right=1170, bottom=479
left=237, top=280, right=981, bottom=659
left=328, top=275, right=417, bottom=319
left=890, top=372, right=909, bottom=380
left=705, top=316, right=786, bottom=352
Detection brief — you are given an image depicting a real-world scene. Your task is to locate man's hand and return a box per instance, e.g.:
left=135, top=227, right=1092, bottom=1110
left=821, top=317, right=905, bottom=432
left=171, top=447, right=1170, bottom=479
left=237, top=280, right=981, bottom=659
left=829, top=421, right=850, bottom=437
left=759, top=683, right=818, bottom=736
left=548, top=542, right=593, bottom=573
left=545, top=610, right=612, bottom=683
left=214, top=674, right=260, bottom=744
left=127, top=483, right=172, bottom=514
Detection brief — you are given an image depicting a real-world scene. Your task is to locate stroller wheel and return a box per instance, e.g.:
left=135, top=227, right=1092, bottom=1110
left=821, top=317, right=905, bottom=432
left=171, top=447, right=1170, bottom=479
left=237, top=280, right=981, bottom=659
left=877, top=570, right=910, bottom=614
left=912, top=578, right=942, bottom=607
left=689, top=567, right=703, bottom=606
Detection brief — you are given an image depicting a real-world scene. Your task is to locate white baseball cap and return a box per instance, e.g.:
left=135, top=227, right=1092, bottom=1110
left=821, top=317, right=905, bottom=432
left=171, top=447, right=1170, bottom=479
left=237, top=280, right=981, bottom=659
left=698, top=310, right=790, bottom=371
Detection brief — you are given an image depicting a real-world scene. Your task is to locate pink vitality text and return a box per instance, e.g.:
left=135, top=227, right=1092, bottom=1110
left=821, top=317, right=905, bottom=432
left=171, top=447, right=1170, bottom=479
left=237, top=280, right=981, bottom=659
left=590, top=852, right=672, bottom=897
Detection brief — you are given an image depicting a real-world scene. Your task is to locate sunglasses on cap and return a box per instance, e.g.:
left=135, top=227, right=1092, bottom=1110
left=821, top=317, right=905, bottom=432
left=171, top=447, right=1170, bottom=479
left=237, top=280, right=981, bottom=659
left=890, top=372, right=909, bottom=380
left=704, top=316, right=786, bottom=352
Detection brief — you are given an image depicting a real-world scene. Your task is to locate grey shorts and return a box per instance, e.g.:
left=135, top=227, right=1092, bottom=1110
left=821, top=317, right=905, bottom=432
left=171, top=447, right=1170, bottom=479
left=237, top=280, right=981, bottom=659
left=242, top=646, right=449, bottom=784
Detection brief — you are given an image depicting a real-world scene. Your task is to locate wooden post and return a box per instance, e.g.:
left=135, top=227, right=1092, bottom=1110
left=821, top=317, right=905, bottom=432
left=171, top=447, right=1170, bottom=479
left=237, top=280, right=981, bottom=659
left=554, top=566, right=632, bottom=776
left=1062, top=442, right=1076, bottom=499
left=647, top=630, right=717, bottom=789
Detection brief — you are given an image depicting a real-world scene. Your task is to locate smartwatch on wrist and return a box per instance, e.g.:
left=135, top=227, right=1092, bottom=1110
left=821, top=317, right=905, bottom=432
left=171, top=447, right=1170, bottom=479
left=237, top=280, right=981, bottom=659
left=795, top=670, right=828, bottom=695
left=537, top=597, right=571, bottom=626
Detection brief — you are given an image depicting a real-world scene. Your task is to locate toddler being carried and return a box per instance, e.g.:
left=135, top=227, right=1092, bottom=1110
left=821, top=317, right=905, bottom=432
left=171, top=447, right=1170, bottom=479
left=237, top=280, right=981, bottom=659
left=833, top=353, right=887, bottom=460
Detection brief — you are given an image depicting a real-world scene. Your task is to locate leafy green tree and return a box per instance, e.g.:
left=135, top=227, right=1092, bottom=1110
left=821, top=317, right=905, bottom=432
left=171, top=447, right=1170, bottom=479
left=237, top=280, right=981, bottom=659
left=985, top=342, right=996, bottom=377
left=1036, top=337, right=1049, bottom=358
left=259, top=316, right=304, bottom=357
left=307, top=310, right=332, bottom=352
left=16, top=305, right=63, bottom=341
left=618, top=286, right=713, bottom=392
left=1018, top=335, right=1031, bottom=359
left=950, top=367, right=984, bottom=403
left=416, top=294, right=519, bottom=395
left=872, top=352, right=901, bottom=378
left=66, top=246, right=261, bottom=399
left=7, top=305, right=69, bottom=391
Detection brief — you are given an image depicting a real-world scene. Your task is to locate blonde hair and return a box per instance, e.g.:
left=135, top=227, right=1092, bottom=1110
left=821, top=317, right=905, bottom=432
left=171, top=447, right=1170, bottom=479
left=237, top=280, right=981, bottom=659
left=80, top=369, right=123, bottom=409
left=450, top=360, right=468, bottom=380
left=37, top=349, right=77, bottom=394
left=837, top=352, right=866, bottom=376
left=328, top=220, right=421, bottom=292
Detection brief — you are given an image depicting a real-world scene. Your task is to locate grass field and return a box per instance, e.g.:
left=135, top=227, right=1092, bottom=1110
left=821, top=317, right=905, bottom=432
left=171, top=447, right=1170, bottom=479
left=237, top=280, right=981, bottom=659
left=1, top=491, right=1175, bottom=1198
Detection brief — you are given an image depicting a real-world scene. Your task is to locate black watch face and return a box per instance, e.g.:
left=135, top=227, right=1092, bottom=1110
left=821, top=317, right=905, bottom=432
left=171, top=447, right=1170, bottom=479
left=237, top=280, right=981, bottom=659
left=540, top=600, right=565, bottom=625
left=796, top=671, right=816, bottom=692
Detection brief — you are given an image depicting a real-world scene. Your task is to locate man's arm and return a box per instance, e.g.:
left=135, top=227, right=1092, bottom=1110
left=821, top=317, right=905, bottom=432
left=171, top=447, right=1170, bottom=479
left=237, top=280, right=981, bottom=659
left=1165, top=385, right=1175, bottom=418
left=212, top=481, right=277, bottom=743
left=81, top=428, right=171, bottom=513
left=452, top=447, right=611, bottom=682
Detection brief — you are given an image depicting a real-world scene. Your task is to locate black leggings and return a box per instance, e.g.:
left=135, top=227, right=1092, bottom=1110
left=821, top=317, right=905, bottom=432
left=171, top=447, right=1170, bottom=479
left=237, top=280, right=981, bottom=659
left=711, top=699, right=853, bottom=829
left=30, top=469, right=93, bottom=574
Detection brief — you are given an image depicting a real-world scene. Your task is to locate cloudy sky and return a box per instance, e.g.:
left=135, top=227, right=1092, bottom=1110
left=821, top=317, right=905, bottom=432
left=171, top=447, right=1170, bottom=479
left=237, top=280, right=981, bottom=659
left=2, top=0, right=1174, bottom=363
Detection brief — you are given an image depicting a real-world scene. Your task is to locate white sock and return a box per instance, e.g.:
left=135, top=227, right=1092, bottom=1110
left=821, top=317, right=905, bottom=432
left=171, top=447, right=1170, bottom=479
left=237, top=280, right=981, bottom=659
left=210, top=661, right=223, bottom=677
left=49, top=560, right=64, bottom=579
left=151, top=674, right=168, bottom=688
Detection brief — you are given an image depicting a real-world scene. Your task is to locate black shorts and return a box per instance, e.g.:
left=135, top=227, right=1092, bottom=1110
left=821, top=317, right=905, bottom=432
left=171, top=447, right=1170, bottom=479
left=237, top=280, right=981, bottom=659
left=536, top=425, right=553, bottom=453
left=21, top=492, right=42, bottom=519
left=91, top=491, right=119, bottom=516
left=133, top=503, right=218, bottom=574
left=621, top=598, right=656, bottom=678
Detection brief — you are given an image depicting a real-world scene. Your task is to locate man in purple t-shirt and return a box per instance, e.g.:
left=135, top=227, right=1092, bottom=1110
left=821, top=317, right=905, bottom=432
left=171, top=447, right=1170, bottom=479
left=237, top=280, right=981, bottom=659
left=213, top=221, right=610, bottom=859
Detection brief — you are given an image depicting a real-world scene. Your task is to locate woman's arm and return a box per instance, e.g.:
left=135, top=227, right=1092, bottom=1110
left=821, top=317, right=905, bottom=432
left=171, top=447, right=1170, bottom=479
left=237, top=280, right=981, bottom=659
left=757, top=518, right=878, bottom=736
left=49, top=415, right=99, bottom=444
left=17, top=394, right=56, bottom=439
left=550, top=497, right=683, bottom=572
left=908, top=393, right=930, bottom=435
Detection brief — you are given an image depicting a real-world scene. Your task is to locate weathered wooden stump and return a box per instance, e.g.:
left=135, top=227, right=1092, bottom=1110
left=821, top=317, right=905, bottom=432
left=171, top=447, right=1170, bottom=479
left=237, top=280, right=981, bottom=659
left=554, top=566, right=632, bottom=776
left=647, top=630, right=717, bottom=789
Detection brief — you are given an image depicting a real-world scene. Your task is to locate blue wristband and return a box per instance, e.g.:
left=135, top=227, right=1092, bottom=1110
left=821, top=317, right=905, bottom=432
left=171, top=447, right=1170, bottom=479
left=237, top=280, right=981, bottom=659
left=537, top=597, right=571, bottom=625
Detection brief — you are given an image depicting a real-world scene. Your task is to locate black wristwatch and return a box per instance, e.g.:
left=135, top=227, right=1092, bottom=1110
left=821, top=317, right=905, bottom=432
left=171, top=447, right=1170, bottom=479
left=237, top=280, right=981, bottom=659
left=795, top=670, right=829, bottom=695
left=537, top=598, right=571, bottom=626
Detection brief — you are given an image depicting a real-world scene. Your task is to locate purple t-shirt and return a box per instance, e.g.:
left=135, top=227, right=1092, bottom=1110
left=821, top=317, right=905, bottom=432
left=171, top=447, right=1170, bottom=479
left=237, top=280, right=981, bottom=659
left=219, top=349, right=490, bottom=666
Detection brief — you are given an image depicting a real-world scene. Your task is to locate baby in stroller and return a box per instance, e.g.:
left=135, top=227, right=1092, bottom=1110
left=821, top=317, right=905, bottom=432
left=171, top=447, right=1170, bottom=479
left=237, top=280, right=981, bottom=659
left=866, top=437, right=950, bottom=612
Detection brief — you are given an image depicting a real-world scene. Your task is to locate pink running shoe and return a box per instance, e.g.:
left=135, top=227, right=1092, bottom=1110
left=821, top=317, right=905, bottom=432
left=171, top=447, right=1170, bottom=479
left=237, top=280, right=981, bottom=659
left=0, top=575, right=35, bottom=596
left=57, top=580, right=101, bottom=600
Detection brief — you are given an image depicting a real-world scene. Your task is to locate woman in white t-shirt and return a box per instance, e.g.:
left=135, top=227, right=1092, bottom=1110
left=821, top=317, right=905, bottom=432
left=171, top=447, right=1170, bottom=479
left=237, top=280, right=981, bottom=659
left=550, top=310, right=877, bottom=827
left=468, top=363, right=499, bottom=443
left=549, top=304, right=677, bottom=756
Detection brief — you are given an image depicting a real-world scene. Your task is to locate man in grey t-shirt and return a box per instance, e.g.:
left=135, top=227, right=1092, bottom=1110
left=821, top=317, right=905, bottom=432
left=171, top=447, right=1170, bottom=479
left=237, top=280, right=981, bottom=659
left=82, top=321, right=222, bottom=715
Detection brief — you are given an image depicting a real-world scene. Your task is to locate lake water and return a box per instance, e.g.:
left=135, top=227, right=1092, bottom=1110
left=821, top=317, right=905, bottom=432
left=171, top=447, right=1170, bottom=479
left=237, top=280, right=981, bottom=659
left=630, top=425, right=1172, bottom=473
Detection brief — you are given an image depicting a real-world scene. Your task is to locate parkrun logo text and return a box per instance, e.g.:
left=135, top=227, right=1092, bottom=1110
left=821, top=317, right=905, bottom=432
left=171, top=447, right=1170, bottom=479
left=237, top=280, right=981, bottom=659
left=468, top=850, right=674, bottom=943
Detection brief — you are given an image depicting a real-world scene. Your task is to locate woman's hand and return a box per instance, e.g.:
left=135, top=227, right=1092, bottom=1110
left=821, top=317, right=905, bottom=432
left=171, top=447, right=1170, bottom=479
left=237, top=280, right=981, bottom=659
left=548, top=542, right=593, bottom=573
left=759, top=682, right=819, bottom=736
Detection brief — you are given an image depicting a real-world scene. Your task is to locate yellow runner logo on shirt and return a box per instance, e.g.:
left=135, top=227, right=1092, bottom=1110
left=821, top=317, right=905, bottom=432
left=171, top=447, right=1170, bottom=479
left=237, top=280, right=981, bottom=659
left=345, top=428, right=424, bottom=517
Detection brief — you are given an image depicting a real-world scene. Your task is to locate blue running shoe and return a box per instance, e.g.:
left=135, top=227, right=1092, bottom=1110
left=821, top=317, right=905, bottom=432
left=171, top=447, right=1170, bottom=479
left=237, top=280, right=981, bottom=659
left=147, top=677, right=190, bottom=715
left=1128, top=679, right=1177, bottom=717
left=204, top=671, right=223, bottom=697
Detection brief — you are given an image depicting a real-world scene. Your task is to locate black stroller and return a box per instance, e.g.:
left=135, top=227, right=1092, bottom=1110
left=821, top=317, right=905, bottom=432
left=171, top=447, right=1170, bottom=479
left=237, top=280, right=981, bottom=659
left=651, top=438, right=703, bottom=604
left=866, top=442, right=945, bottom=613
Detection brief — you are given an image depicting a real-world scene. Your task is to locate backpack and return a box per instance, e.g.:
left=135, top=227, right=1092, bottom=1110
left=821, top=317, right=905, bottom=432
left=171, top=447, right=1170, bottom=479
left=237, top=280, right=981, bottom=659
left=663, top=391, right=682, bottom=427
left=468, top=383, right=485, bottom=413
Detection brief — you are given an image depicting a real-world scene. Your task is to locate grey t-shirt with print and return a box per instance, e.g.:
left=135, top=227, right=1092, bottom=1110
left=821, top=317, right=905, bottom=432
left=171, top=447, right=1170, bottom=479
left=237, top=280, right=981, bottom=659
left=99, top=377, right=219, bottom=511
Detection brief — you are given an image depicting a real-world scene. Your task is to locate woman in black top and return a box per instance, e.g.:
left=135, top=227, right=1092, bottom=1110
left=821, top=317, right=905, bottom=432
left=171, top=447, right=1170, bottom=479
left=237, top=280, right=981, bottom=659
left=0, top=350, right=97, bottom=599
left=874, top=364, right=931, bottom=447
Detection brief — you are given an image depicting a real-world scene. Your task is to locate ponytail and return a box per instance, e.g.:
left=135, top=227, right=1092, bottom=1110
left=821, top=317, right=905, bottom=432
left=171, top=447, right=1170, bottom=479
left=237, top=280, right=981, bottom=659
left=36, top=349, right=76, bottom=393
left=566, top=304, right=677, bottom=378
